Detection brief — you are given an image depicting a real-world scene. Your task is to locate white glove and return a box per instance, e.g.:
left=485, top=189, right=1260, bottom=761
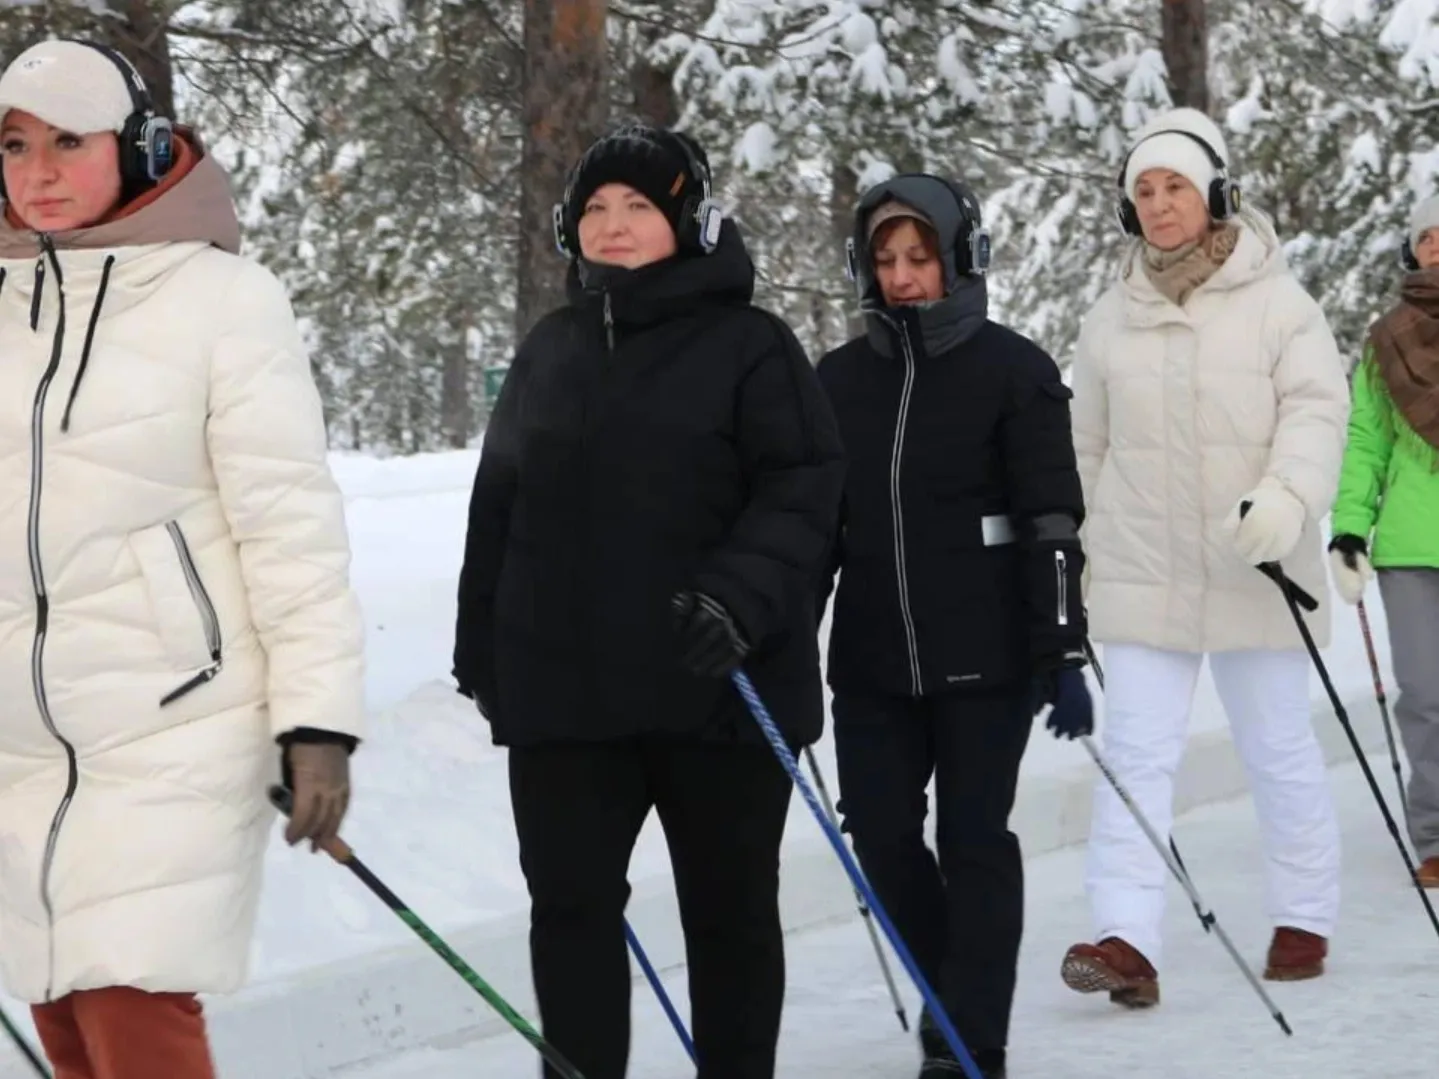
left=1224, top=478, right=1307, bottom=565
left=1327, top=541, right=1373, bottom=606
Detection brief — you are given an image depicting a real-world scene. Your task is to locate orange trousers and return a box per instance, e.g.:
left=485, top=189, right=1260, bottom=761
left=31, top=986, right=217, bottom=1079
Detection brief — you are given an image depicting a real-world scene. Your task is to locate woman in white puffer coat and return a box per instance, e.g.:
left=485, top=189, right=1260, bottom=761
left=1059, top=107, right=1350, bottom=1009
left=0, top=39, right=363, bottom=1079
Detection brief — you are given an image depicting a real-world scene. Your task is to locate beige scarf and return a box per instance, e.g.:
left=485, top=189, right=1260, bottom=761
left=1140, top=223, right=1241, bottom=308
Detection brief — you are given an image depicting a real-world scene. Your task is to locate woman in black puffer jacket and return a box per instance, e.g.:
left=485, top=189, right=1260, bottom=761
left=816, top=174, right=1092, bottom=1079
left=453, top=123, right=844, bottom=1079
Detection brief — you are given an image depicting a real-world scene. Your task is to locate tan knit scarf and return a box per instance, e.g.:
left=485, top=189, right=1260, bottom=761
left=1140, top=223, right=1241, bottom=308
left=1369, top=267, right=1439, bottom=458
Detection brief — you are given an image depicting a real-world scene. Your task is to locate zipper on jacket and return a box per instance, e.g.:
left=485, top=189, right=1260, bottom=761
left=159, top=521, right=224, bottom=706
left=29, top=259, right=43, bottom=331
left=891, top=322, right=923, bottom=695
left=28, top=234, right=79, bottom=1003
left=59, top=255, right=116, bottom=433
left=603, top=291, right=615, bottom=352
left=1056, top=550, right=1069, bottom=627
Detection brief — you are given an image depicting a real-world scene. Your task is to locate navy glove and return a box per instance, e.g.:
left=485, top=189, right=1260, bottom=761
left=671, top=591, right=750, bottom=678
left=1035, top=664, right=1094, bottom=740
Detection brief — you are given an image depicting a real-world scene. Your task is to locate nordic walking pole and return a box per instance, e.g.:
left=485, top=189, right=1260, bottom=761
left=1081, top=641, right=1209, bottom=929
left=0, top=1009, right=49, bottom=1079
left=1080, top=641, right=1286, bottom=1030
left=1252, top=560, right=1439, bottom=940
left=1357, top=598, right=1413, bottom=840
left=1079, top=735, right=1293, bottom=1035
left=802, top=746, right=910, bottom=1033
left=731, top=670, right=986, bottom=1079
left=624, top=920, right=695, bottom=1061
left=267, top=787, right=586, bottom=1079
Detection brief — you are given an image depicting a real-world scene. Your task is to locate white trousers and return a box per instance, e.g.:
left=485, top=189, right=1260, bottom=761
left=1085, top=644, right=1341, bottom=966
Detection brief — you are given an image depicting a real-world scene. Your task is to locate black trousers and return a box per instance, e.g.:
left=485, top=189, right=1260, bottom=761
left=832, top=687, right=1032, bottom=1057
left=509, top=737, right=794, bottom=1079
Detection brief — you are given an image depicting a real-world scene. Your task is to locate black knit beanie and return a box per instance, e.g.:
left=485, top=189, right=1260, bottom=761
left=564, top=123, right=708, bottom=243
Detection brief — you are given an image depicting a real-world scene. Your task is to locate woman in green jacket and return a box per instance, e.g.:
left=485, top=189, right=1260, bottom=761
left=1329, top=193, right=1439, bottom=887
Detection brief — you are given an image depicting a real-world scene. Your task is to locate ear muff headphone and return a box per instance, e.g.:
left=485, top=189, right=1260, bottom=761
left=0, top=40, right=174, bottom=202
left=1114, top=128, right=1240, bottom=236
left=844, top=173, right=992, bottom=289
left=1400, top=236, right=1421, bottom=272
left=551, top=127, right=724, bottom=260
left=70, top=40, right=175, bottom=192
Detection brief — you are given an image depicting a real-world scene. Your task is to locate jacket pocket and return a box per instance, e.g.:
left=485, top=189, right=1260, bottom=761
left=129, top=521, right=224, bottom=706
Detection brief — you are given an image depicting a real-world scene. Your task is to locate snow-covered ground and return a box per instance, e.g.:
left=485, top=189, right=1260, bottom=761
left=351, top=759, right=1439, bottom=1079
left=0, top=447, right=1417, bottom=1078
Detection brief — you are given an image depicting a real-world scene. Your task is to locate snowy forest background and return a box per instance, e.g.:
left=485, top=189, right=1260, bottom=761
left=7, top=0, right=1438, bottom=453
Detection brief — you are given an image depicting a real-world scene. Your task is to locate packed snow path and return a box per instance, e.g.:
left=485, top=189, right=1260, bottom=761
left=352, top=759, right=1435, bottom=1079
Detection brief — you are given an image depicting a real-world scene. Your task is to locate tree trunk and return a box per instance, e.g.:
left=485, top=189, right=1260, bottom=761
left=630, top=52, right=677, bottom=127
left=830, top=155, right=863, bottom=340
left=515, top=0, right=609, bottom=341
left=1161, top=0, right=1208, bottom=113
left=110, top=0, right=177, bottom=119
left=441, top=323, right=472, bottom=448
left=438, top=26, right=476, bottom=449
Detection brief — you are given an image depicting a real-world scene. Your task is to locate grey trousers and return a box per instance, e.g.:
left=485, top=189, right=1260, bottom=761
left=1378, top=569, right=1439, bottom=861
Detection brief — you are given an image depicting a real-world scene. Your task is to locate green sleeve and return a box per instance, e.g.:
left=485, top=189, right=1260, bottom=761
left=1330, top=346, right=1395, bottom=540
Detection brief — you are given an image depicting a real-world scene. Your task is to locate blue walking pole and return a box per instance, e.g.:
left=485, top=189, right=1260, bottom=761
left=730, top=669, right=985, bottom=1079
left=624, top=918, right=696, bottom=1061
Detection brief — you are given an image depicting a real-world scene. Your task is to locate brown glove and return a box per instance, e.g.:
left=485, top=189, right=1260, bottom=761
left=283, top=741, right=352, bottom=851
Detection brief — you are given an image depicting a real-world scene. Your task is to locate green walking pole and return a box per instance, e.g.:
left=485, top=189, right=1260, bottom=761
left=267, top=786, right=584, bottom=1079
left=0, top=1008, right=49, bottom=1078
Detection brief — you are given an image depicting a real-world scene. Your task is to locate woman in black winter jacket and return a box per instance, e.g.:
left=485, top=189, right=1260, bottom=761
left=816, top=175, right=1093, bottom=1079
left=452, top=124, right=844, bottom=1079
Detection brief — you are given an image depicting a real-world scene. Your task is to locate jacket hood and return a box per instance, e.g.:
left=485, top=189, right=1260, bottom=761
left=0, top=129, right=242, bottom=261
left=564, top=216, right=755, bottom=326
left=850, top=173, right=988, bottom=358
left=1119, top=206, right=1285, bottom=312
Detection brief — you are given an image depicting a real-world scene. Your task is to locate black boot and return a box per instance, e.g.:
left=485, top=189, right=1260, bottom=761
left=917, top=1036, right=1006, bottom=1079
left=919, top=1058, right=1006, bottom=1078
left=918, top=1007, right=946, bottom=1058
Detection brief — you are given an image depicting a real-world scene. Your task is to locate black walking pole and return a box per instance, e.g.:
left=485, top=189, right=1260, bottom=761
left=1357, top=598, right=1413, bottom=841
left=1247, top=557, right=1439, bottom=942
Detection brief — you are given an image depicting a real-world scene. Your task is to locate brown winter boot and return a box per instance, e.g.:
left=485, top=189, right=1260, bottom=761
left=1060, top=937, right=1160, bottom=1008
left=1416, top=857, right=1439, bottom=888
left=1263, top=927, right=1327, bottom=981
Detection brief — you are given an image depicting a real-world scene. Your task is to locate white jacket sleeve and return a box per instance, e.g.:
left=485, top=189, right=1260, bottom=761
left=1265, top=282, right=1351, bottom=520
left=1071, top=301, right=1111, bottom=509
left=206, top=262, right=365, bottom=740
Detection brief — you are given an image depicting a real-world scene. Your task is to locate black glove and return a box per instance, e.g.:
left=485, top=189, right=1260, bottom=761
left=1328, top=533, right=1367, bottom=564
left=671, top=591, right=750, bottom=678
left=1034, top=659, right=1094, bottom=740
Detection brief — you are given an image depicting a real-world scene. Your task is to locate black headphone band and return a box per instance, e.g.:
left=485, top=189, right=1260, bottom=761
left=59, top=38, right=156, bottom=119
left=858, top=173, right=983, bottom=239
left=1116, top=127, right=1228, bottom=191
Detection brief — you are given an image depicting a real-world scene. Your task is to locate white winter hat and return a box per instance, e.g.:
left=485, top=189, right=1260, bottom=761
left=1122, top=107, right=1230, bottom=204
left=0, top=40, right=137, bottom=136
left=1409, top=194, right=1439, bottom=251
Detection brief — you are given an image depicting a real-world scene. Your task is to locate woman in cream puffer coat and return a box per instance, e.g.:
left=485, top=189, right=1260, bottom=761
left=1058, top=107, right=1350, bottom=1009
left=0, top=38, right=363, bottom=1079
